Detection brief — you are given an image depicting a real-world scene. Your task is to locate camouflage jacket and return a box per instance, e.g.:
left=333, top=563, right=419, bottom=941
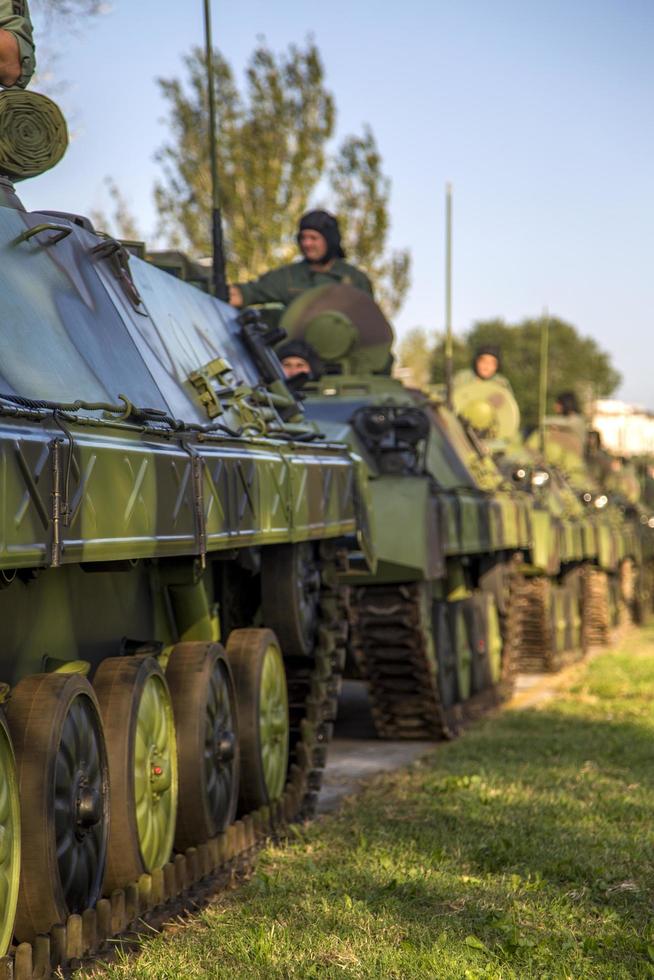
left=0, top=0, right=34, bottom=88
left=237, top=258, right=373, bottom=308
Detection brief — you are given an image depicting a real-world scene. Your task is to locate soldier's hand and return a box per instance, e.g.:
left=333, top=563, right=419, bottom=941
left=228, top=285, right=244, bottom=308
left=0, top=29, right=20, bottom=87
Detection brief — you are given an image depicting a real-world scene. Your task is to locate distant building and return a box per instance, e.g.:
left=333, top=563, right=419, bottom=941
left=592, top=399, right=654, bottom=457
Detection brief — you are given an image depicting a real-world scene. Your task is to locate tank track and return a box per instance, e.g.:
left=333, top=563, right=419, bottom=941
left=508, top=576, right=556, bottom=673
left=349, top=582, right=513, bottom=741
left=0, top=546, right=347, bottom=979
left=582, top=566, right=611, bottom=649
left=509, top=575, right=582, bottom=673
left=349, top=583, right=447, bottom=739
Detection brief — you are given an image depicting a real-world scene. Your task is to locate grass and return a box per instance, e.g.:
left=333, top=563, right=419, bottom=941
left=93, top=628, right=654, bottom=979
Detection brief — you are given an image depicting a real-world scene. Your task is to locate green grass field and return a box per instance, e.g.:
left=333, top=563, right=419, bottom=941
left=95, top=628, right=654, bottom=979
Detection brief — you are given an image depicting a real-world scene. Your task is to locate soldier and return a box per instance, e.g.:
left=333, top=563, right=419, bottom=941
left=452, top=344, right=521, bottom=444
left=0, top=0, right=35, bottom=89
left=453, top=344, right=511, bottom=389
left=276, top=339, right=324, bottom=389
left=229, top=210, right=373, bottom=309
left=554, top=391, right=581, bottom=416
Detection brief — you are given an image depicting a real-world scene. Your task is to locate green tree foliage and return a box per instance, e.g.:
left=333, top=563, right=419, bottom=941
left=155, top=41, right=334, bottom=282
left=153, top=40, right=410, bottom=312
left=330, top=128, right=410, bottom=317
left=431, top=316, right=621, bottom=430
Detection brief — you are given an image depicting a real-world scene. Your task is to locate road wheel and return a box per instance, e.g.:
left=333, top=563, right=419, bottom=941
left=226, top=629, right=289, bottom=811
left=0, top=711, right=19, bottom=954
left=452, top=607, right=471, bottom=701
left=166, top=642, right=239, bottom=852
left=94, top=656, right=177, bottom=893
left=486, top=594, right=503, bottom=684
left=8, top=673, right=109, bottom=942
left=435, top=602, right=458, bottom=708
left=261, top=543, right=321, bottom=656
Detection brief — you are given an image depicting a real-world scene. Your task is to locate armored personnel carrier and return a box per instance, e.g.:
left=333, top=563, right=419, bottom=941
left=279, top=284, right=533, bottom=738
left=453, top=368, right=642, bottom=668
left=0, top=90, right=369, bottom=953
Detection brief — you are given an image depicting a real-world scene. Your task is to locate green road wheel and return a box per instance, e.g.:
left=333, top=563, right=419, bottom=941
left=7, top=674, right=109, bottom=942
left=167, top=642, right=239, bottom=852
left=486, top=595, right=503, bottom=684
left=0, top=712, right=19, bottom=955
left=552, top=590, right=567, bottom=653
left=226, top=629, right=289, bottom=811
left=453, top=608, right=471, bottom=702
left=95, top=656, right=178, bottom=894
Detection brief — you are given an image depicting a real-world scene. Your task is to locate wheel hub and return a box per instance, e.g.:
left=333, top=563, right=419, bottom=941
left=149, top=748, right=172, bottom=797
left=214, top=729, right=236, bottom=763
left=76, top=784, right=101, bottom=830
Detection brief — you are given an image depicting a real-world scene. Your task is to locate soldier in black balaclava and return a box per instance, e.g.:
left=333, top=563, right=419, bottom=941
left=554, top=391, right=581, bottom=416
left=472, top=344, right=501, bottom=380
left=276, top=339, right=324, bottom=391
left=229, top=209, right=373, bottom=309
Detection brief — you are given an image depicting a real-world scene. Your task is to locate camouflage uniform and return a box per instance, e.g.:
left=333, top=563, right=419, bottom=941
left=237, top=258, right=373, bottom=308
left=0, top=0, right=35, bottom=88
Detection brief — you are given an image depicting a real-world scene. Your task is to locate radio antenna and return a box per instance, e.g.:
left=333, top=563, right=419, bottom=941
left=203, top=0, right=228, bottom=301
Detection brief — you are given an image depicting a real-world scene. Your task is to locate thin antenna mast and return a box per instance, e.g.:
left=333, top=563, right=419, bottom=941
left=445, top=183, right=453, bottom=408
left=203, top=0, right=228, bottom=301
left=538, top=308, right=550, bottom=455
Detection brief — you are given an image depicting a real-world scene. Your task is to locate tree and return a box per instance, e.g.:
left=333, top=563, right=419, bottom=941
left=431, top=316, right=621, bottom=430
left=153, top=40, right=410, bottom=312
left=32, top=1, right=108, bottom=17
left=329, top=128, right=410, bottom=317
left=155, top=41, right=335, bottom=282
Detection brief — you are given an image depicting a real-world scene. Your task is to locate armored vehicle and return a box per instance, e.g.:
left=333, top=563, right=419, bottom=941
left=0, top=90, right=368, bottom=951
left=278, top=284, right=533, bottom=738
left=454, top=370, right=643, bottom=668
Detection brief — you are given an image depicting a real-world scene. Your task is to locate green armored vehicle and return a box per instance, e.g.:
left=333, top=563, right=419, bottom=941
left=278, top=284, right=533, bottom=738
left=0, top=91, right=369, bottom=951
left=453, top=366, right=642, bottom=668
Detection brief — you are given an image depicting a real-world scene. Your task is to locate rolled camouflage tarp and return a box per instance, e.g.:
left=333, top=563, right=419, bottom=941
left=0, top=89, right=68, bottom=181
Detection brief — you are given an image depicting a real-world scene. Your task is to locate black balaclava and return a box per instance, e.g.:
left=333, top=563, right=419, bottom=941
left=276, top=339, right=325, bottom=381
left=473, top=344, right=501, bottom=376
left=555, top=391, right=580, bottom=416
left=297, top=210, right=346, bottom=262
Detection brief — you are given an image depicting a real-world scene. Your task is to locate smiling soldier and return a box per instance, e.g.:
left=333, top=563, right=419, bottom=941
left=228, top=209, right=373, bottom=309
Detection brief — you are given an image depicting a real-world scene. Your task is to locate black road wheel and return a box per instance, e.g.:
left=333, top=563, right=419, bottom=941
left=226, top=629, right=289, bottom=812
left=166, top=642, right=239, bottom=852
left=261, top=543, right=321, bottom=657
left=434, top=601, right=458, bottom=708
left=94, top=656, right=178, bottom=895
left=7, top=673, right=109, bottom=942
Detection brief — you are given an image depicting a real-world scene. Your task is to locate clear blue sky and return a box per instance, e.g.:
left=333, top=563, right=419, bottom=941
left=21, top=0, right=654, bottom=406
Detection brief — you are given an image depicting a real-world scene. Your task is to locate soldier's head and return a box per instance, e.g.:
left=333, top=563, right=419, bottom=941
left=554, top=391, right=580, bottom=416
left=277, top=339, right=324, bottom=383
left=297, top=210, right=345, bottom=264
left=473, top=344, right=501, bottom=380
